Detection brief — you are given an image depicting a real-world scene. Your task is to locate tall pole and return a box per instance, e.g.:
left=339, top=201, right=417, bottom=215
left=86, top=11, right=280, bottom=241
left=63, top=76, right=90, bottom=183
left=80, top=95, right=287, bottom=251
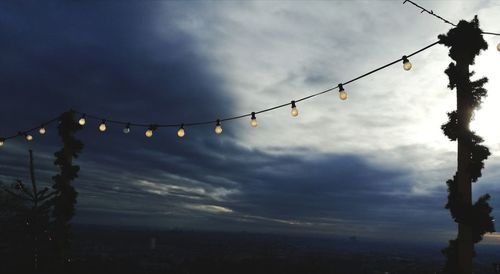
left=439, top=16, right=495, bottom=274
left=455, top=60, right=473, bottom=274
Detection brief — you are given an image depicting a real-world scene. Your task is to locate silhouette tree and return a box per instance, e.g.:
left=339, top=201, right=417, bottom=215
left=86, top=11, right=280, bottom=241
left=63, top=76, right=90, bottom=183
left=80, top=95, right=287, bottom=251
left=51, top=110, right=84, bottom=271
left=0, top=150, right=57, bottom=273
left=0, top=184, right=29, bottom=272
left=439, top=16, right=495, bottom=274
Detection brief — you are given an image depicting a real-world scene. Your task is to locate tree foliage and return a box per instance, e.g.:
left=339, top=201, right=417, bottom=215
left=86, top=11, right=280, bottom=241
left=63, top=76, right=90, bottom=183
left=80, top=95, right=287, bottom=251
left=51, top=110, right=84, bottom=266
left=0, top=151, right=57, bottom=273
left=0, top=110, right=83, bottom=273
left=439, top=16, right=495, bottom=273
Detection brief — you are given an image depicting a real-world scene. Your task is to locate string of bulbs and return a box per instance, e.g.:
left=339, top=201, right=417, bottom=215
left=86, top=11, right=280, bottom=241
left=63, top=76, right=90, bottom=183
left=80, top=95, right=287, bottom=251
left=0, top=41, right=439, bottom=146
left=1, top=2, right=499, bottom=147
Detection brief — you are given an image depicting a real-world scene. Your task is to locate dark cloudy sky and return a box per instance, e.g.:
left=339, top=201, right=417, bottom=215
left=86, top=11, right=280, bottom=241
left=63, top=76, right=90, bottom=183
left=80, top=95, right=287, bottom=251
left=1, top=1, right=499, bottom=244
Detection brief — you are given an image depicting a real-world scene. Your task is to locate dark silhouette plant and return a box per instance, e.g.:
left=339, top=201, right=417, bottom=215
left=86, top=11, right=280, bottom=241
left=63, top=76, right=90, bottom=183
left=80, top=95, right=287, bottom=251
left=0, top=111, right=83, bottom=273
left=1, top=150, right=56, bottom=273
left=51, top=110, right=84, bottom=271
left=439, top=16, right=495, bottom=274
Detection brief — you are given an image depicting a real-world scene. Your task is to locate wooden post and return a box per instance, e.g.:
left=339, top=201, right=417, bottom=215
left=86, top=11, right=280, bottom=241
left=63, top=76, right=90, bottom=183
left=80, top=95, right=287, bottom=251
left=455, top=61, right=473, bottom=274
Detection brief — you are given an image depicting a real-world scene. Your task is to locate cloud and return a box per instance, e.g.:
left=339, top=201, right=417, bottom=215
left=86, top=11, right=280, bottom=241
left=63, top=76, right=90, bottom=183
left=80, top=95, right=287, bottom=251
left=185, top=204, right=234, bottom=214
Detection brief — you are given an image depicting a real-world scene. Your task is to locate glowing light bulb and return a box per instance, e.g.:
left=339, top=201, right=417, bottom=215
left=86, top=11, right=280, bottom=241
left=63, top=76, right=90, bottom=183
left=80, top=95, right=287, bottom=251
left=123, top=123, right=131, bottom=134
left=291, top=101, right=298, bottom=117
left=497, top=43, right=500, bottom=51
left=250, top=112, right=257, bottom=127
left=39, top=127, right=46, bottom=135
left=0, top=138, right=4, bottom=147
left=402, top=55, right=412, bottom=71
left=403, top=61, right=412, bottom=71
left=25, top=134, right=33, bottom=141
left=177, top=125, right=185, bottom=138
left=78, top=115, right=86, bottom=126
left=215, top=120, right=222, bottom=135
left=145, top=125, right=157, bottom=138
left=338, top=84, right=348, bottom=101
left=99, top=120, right=107, bottom=132
left=339, top=91, right=348, bottom=100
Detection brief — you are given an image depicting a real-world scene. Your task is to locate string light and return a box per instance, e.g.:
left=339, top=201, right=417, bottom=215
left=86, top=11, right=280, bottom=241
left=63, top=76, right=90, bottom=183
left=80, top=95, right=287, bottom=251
left=39, top=126, right=46, bottom=135
left=338, top=84, right=348, bottom=101
left=145, top=125, right=156, bottom=138
left=78, top=114, right=86, bottom=126
left=98, top=120, right=107, bottom=132
left=177, top=124, right=185, bottom=138
left=3, top=1, right=500, bottom=148
left=24, top=133, right=33, bottom=141
left=215, top=120, right=222, bottom=135
left=250, top=112, right=257, bottom=127
left=0, top=41, right=449, bottom=144
left=123, top=123, right=131, bottom=134
left=402, top=55, right=412, bottom=71
left=291, top=101, right=298, bottom=117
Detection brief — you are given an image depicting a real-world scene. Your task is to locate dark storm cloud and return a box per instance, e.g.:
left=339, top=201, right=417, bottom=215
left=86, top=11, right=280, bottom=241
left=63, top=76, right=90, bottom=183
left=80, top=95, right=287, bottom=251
left=0, top=1, right=234, bottom=130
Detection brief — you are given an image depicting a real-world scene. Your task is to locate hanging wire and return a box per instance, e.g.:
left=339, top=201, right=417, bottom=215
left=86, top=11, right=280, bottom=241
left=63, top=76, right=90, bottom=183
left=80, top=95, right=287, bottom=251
left=1, top=40, right=441, bottom=142
left=403, top=0, right=500, bottom=36
left=2, top=117, right=60, bottom=140
left=403, top=0, right=456, bottom=27
left=78, top=41, right=440, bottom=127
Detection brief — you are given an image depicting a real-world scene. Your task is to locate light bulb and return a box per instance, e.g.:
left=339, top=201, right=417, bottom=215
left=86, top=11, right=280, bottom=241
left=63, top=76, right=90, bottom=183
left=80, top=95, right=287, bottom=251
left=0, top=139, right=4, bottom=147
left=39, top=127, right=46, bottom=135
left=497, top=42, right=500, bottom=51
left=78, top=115, right=86, bottom=126
left=99, top=120, right=106, bottom=132
left=177, top=125, right=185, bottom=138
left=215, top=120, right=222, bottom=135
left=339, top=91, right=348, bottom=100
left=338, top=84, right=348, bottom=101
left=145, top=125, right=156, bottom=138
left=403, top=61, right=412, bottom=71
left=291, top=101, right=298, bottom=117
left=250, top=112, right=257, bottom=127
left=25, top=134, right=33, bottom=141
left=123, top=123, right=131, bottom=134
left=402, top=55, right=412, bottom=71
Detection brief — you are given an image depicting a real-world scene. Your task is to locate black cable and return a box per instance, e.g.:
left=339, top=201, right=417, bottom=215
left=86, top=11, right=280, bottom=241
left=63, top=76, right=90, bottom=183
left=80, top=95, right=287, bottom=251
left=75, top=41, right=441, bottom=129
left=2, top=117, right=60, bottom=140
left=403, top=0, right=456, bottom=27
left=482, top=31, right=500, bottom=36
left=80, top=41, right=440, bottom=127
left=403, top=0, right=500, bottom=36
left=1, top=40, right=442, bottom=141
